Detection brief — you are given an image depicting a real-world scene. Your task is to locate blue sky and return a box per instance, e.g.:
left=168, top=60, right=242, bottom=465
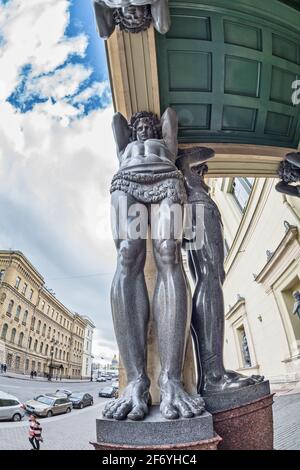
left=0, top=0, right=118, bottom=362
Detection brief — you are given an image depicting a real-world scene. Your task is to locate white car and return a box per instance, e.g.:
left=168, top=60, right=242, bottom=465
left=0, top=391, right=25, bottom=422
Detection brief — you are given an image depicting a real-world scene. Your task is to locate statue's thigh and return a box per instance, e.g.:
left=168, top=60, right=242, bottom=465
left=111, top=190, right=149, bottom=243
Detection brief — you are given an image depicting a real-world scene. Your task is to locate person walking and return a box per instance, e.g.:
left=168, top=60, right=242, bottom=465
left=28, top=415, right=43, bottom=450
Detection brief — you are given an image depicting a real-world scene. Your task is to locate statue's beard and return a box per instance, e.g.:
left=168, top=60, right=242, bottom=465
left=114, top=5, right=152, bottom=33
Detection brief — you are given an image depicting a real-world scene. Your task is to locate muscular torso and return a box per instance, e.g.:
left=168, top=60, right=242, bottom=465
left=119, top=139, right=177, bottom=173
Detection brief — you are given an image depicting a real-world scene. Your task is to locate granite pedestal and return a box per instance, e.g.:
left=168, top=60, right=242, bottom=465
left=92, top=406, right=221, bottom=450
left=203, top=381, right=274, bottom=450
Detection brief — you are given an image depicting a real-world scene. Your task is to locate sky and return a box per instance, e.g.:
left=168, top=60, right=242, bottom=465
left=0, top=0, right=119, bottom=364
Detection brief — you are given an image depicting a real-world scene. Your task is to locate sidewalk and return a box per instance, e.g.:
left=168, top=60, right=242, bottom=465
left=0, top=371, right=90, bottom=383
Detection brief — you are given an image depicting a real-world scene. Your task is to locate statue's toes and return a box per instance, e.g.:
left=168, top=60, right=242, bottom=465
left=160, top=402, right=179, bottom=420
left=192, top=396, right=206, bottom=408
left=103, top=399, right=124, bottom=418
left=175, top=400, right=194, bottom=418
left=127, top=404, right=147, bottom=421
left=113, top=401, right=132, bottom=420
left=183, top=398, right=204, bottom=416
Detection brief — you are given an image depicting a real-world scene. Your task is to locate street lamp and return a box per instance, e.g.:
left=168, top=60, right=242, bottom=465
left=48, top=337, right=58, bottom=381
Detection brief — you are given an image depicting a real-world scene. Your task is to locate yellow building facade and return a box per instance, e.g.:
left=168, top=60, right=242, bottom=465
left=209, top=178, right=300, bottom=389
left=0, top=250, right=91, bottom=379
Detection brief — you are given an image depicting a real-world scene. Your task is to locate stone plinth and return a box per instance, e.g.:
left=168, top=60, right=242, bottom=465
left=203, top=381, right=274, bottom=450
left=92, top=406, right=221, bottom=450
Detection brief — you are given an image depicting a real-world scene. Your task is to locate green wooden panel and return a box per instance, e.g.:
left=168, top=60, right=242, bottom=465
left=265, top=111, right=293, bottom=136
left=272, top=34, right=300, bottom=64
left=270, top=67, right=298, bottom=105
left=224, top=56, right=261, bottom=97
left=173, top=104, right=211, bottom=129
left=168, top=51, right=212, bottom=91
left=156, top=1, right=300, bottom=147
left=224, top=20, right=262, bottom=51
left=222, top=106, right=257, bottom=131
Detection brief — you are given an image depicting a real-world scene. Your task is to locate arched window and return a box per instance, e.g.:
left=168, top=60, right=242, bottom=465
left=28, top=337, right=32, bottom=349
left=59, top=349, right=62, bottom=359
left=45, top=344, right=49, bottom=356
left=55, top=347, right=58, bottom=358
left=18, top=332, right=24, bottom=347
left=42, top=323, right=46, bottom=336
left=10, top=328, right=16, bottom=343
left=47, top=326, right=51, bottom=339
left=7, top=300, right=14, bottom=315
left=67, top=352, right=69, bottom=361
left=31, top=317, right=36, bottom=330
left=1, top=323, right=8, bottom=340
left=58, top=332, right=60, bottom=341
left=63, top=351, right=65, bottom=361
left=23, top=310, right=28, bottom=324
left=15, top=305, right=21, bottom=319
left=34, top=339, right=38, bottom=352
left=39, top=342, right=43, bottom=354
left=37, top=320, right=41, bottom=333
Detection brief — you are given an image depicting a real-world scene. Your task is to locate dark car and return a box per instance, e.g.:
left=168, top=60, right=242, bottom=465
left=98, top=386, right=118, bottom=398
left=68, top=393, right=93, bottom=409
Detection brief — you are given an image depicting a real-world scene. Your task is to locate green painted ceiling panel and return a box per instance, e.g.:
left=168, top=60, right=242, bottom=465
left=156, top=0, right=300, bottom=147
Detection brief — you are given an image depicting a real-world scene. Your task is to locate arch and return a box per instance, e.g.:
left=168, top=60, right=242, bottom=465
left=37, top=319, right=41, bottom=333
left=55, top=347, right=58, bottom=358
left=63, top=351, right=65, bottom=361
left=42, top=323, right=46, bottom=336
left=28, top=337, right=32, bottom=349
left=1, top=323, right=8, bottom=340
left=10, top=328, right=16, bottom=343
left=59, top=349, right=62, bottom=359
left=47, top=326, right=51, bottom=339
left=18, top=332, right=24, bottom=347
left=31, top=316, right=36, bottom=329
left=34, top=339, right=38, bottom=352
left=40, top=342, right=44, bottom=354
left=45, top=344, right=49, bottom=356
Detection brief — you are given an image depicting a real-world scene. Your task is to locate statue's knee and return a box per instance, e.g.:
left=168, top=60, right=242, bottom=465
left=119, top=241, right=141, bottom=270
left=157, top=240, right=179, bottom=265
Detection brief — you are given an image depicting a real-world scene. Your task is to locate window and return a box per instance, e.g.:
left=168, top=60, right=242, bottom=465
left=1, top=323, right=8, bottom=340
left=28, top=337, right=32, bottom=349
left=15, top=276, right=21, bottom=289
left=45, top=344, right=49, bottom=356
left=60, top=315, right=62, bottom=324
left=29, top=289, right=34, bottom=301
left=40, top=342, right=43, bottom=354
left=18, top=332, right=24, bottom=347
left=31, top=317, right=36, bottom=330
left=63, top=318, right=66, bottom=327
left=59, top=350, right=62, bottom=359
left=7, top=353, right=13, bottom=367
left=41, top=300, right=45, bottom=311
left=22, top=283, right=28, bottom=295
left=7, top=300, right=14, bottom=316
left=15, top=356, right=21, bottom=370
left=231, top=177, right=254, bottom=212
left=0, top=269, right=5, bottom=281
left=46, top=305, right=50, bottom=314
left=42, top=323, right=46, bottom=336
left=51, top=308, right=54, bottom=318
left=25, top=359, right=29, bottom=371
left=56, top=312, right=59, bottom=321
left=15, top=305, right=21, bottom=319
left=34, top=340, right=38, bottom=352
left=47, top=326, right=51, bottom=339
left=23, top=310, right=28, bottom=324
left=63, top=351, right=65, bottom=361
left=10, top=328, right=16, bottom=343
left=37, top=320, right=41, bottom=333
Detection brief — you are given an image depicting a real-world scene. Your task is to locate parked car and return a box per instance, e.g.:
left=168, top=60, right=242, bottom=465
left=55, top=389, right=72, bottom=397
left=0, top=391, right=25, bottom=422
left=98, top=386, right=118, bottom=398
left=96, top=377, right=106, bottom=382
left=68, top=392, right=93, bottom=409
left=25, top=394, right=72, bottom=417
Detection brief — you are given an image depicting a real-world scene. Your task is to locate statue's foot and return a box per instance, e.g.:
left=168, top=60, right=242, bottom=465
left=201, top=369, right=265, bottom=395
left=102, top=377, right=150, bottom=421
left=160, top=379, right=205, bottom=420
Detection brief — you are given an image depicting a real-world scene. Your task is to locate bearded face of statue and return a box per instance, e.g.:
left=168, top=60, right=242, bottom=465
left=113, top=4, right=152, bottom=33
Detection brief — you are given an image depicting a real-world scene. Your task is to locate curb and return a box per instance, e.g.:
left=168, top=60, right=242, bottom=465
left=1, top=374, right=90, bottom=384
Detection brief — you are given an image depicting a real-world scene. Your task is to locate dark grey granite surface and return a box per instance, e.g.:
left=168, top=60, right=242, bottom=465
left=96, top=406, right=214, bottom=446
left=203, top=380, right=271, bottom=413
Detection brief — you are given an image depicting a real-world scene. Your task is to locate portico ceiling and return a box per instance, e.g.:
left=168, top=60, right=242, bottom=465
left=105, top=0, right=300, bottom=175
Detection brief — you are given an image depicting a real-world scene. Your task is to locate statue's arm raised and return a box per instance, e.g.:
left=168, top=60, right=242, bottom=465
left=112, top=112, right=131, bottom=157
left=151, top=0, right=171, bottom=34
left=177, top=147, right=215, bottom=172
left=286, top=152, right=300, bottom=168
left=275, top=180, right=300, bottom=198
left=161, top=107, right=178, bottom=156
left=94, top=1, right=115, bottom=40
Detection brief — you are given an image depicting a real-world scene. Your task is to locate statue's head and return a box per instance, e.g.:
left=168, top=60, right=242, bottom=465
left=278, top=156, right=300, bottom=183
left=293, top=291, right=300, bottom=301
left=130, top=111, right=161, bottom=141
left=113, top=5, right=152, bottom=33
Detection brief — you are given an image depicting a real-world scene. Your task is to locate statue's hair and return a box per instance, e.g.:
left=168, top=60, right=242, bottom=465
left=277, top=160, right=300, bottom=183
left=129, top=111, right=162, bottom=140
left=113, top=5, right=152, bottom=33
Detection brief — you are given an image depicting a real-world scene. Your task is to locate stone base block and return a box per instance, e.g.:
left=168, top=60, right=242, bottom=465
left=213, top=394, right=274, bottom=450
left=92, top=405, right=221, bottom=450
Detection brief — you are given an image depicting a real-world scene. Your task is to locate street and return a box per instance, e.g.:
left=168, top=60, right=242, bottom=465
left=0, top=375, right=300, bottom=450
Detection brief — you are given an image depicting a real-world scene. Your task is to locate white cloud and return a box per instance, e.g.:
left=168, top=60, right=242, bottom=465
left=0, top=0, right=118, bottom=358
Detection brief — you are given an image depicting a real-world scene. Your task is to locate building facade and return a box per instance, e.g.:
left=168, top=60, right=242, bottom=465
left=81, top=315, right=95, bottom=379
left=0, top=250, right=93, bottom=379
left=209, top=177, right=300, bottom=389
